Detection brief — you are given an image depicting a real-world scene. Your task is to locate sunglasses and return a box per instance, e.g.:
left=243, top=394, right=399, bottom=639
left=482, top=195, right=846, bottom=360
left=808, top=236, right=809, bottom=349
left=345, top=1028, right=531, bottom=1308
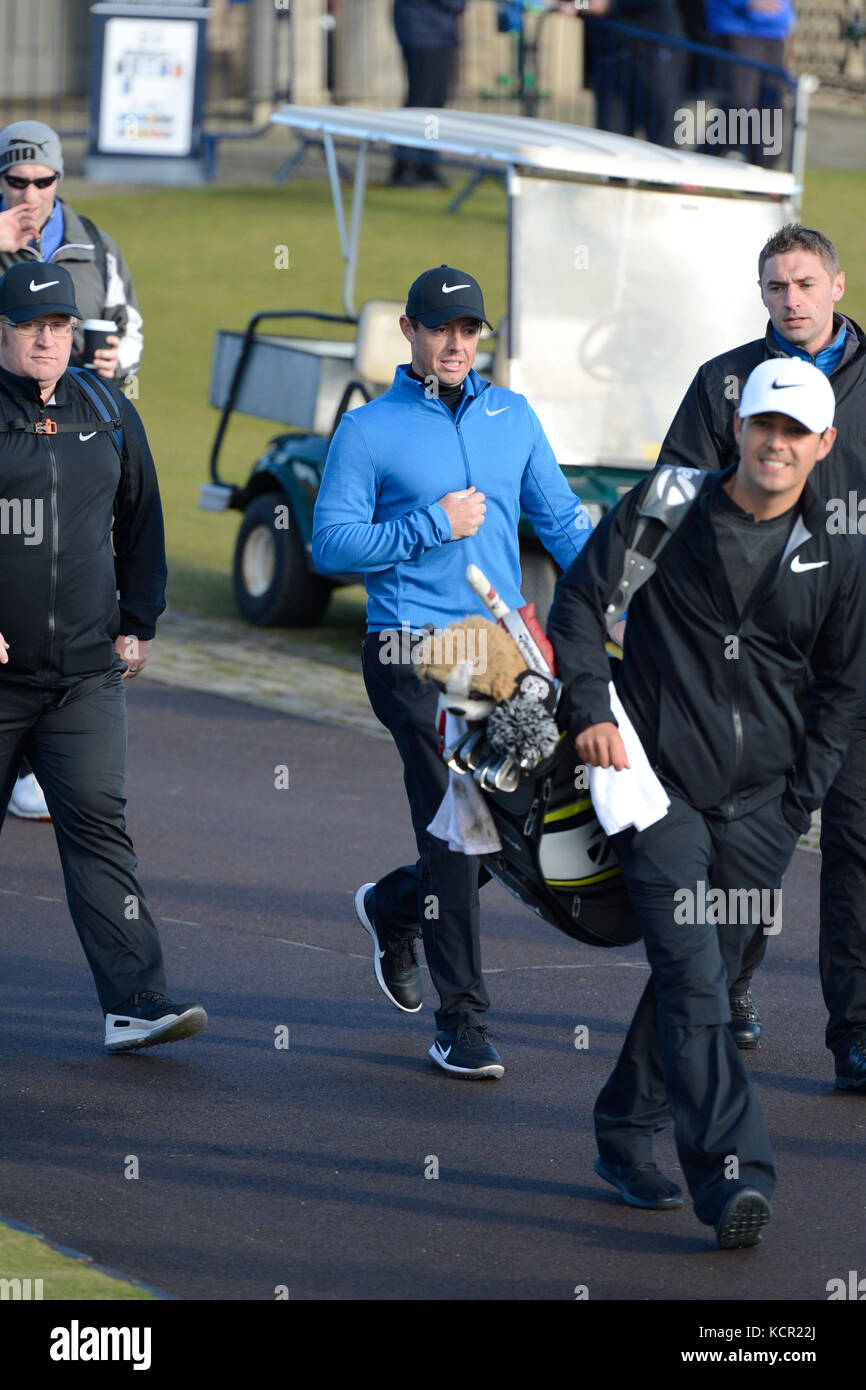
left=2, top=172, right=59, bottom=190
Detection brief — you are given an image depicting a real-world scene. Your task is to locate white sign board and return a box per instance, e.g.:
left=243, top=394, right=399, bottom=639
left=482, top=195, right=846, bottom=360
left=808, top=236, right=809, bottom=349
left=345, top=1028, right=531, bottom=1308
left=97, top=15, right=199, bottom=156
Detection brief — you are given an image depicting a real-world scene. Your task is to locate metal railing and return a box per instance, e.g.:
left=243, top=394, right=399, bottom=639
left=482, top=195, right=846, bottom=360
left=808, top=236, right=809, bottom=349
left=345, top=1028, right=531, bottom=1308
left=584, top=16, right=814, bottom=175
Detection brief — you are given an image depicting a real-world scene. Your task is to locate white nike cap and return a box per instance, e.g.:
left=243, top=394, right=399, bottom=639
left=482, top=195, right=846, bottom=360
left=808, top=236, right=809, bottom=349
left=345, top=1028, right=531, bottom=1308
left=738, top=356, right=836, bottom=434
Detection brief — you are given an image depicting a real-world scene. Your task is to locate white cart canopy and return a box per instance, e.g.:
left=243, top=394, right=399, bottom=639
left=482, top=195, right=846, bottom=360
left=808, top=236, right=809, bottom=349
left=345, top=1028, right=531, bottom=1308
left=271, top=106, right=798, bottom=469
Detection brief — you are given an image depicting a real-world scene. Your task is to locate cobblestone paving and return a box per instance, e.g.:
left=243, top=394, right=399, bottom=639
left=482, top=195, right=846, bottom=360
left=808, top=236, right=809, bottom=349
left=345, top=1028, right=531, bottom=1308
left=145, top=608, right=388, bottom=740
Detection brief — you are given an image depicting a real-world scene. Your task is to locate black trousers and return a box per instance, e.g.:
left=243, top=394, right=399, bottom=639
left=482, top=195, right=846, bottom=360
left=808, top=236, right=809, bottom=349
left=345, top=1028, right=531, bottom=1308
left=594, top=793, right=798, bottom=1226
left=718, top=35, right=787, bottom=167
left=736, top=710, right=866, bottom=1058
left=361, top=635, right=489, bottom=1031
left=591, top=38, right=685, bottom=148
left=0, top=668, right=166, bottom=1013
left=396, top=45, right=453, bottom=171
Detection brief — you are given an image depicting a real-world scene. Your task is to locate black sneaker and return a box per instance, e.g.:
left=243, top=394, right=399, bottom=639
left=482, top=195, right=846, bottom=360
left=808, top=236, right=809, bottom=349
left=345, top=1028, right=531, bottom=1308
left=105, top=990, right=207, bottom=1053
left=728, top=985, right=761, bottom=1049
left=429, top=1024, right=504, bottom=1079
left=593, top=1156, right=683, bottom=1209
left=835, top=1037, right=866, bottom=1092
left=354, top=883, right=422, bottom=1013
left=715, top=1187, right=771, bottom=1249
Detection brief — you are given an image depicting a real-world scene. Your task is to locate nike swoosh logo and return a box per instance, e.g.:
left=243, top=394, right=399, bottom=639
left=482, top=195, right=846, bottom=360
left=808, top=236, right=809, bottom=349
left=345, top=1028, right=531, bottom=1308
left=790, top=555, right=829, bottom=572
left=485, top=405, right=510, bottom=416
left=30, top=279, right=59, bottom=292
left=79, top=432, right=97, bottom=442
left=442, top=282, right=471, bottom=293
left=772, top=381, right=798, bottom=389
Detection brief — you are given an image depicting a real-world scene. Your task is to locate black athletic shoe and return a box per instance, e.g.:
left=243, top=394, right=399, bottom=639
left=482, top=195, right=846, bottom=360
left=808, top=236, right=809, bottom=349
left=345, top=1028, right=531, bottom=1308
left=105, top=990, right=207, bottom=1052
left=428, top=1024, right=504, bottom=1078
left=593, top=1156, right=683, bottom=1209
left=354, top=883, right=422, bottom=1013
left=715, top=1187, right=771, bottom=1249
left=728, top=985, right=761, bottom=1049
left=835, top=1038, right=866, bottom=1092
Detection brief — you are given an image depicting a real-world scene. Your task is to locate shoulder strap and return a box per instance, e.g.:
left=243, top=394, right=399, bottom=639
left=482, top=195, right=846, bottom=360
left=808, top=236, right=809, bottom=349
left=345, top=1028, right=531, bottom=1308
left=77, top=213, right=107, bottom=290
left=604, top=466, right=711, bottom=631
left=66, top=366, right=125, bottom=461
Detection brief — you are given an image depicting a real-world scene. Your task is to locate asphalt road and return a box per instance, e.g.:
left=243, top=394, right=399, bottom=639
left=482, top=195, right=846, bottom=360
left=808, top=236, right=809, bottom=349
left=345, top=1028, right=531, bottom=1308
left=1, top=681, right=863, bottom=1302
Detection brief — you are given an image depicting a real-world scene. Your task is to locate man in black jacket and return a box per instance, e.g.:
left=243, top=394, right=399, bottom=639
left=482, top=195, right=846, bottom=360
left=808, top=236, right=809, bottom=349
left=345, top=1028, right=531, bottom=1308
left=547, top=357, right=866, bottom=1246
left=0, top=261, right=205, bottom=1052
left=656, top=223, right=866, bottom=1091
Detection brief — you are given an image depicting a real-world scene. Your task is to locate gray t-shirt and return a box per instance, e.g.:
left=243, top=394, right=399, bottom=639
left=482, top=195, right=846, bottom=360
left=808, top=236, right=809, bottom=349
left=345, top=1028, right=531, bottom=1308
left=711, top=486, right=797, bottom=618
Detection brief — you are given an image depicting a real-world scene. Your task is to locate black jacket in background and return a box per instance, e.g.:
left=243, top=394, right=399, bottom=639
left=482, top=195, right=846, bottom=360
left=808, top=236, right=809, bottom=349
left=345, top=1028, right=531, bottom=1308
left=547, top=467, right=866, bottom=830
left=0, top=363, right=166, bottom=685
left=394, top=0, right=466, bottom=49
left=656, top=314, right=866, bottom=504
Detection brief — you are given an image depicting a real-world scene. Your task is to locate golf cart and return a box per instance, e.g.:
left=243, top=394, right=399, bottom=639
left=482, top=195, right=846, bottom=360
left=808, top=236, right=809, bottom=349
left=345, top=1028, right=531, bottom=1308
left=201, top=107, right=800, bottom=627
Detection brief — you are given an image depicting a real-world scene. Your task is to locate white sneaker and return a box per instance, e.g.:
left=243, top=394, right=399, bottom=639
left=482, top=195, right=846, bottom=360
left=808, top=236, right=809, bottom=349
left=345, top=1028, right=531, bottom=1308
left=105, top=991, right=208, bottom=1052
left=8, top=772, right=51, bottom=821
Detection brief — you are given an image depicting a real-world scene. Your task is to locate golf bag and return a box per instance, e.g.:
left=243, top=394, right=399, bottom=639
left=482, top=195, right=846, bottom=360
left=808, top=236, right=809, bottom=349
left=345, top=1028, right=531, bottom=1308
left=443, top=466, right=711, bottom=950
left=480, top=731, right=640, bottom=947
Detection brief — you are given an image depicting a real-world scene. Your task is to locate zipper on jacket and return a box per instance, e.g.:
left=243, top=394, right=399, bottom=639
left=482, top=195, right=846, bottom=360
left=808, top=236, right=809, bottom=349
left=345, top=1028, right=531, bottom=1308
left=431, top=387, right=482, bottom=489
left=45, top=431, right=60, bottom=680
left=725, top=648, right=744, bottom=820
left=702, top=505, right=747, bottom=820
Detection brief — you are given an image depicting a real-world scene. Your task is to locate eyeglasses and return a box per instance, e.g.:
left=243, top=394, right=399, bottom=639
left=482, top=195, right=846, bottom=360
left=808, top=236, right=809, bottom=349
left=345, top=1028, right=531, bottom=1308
left=1, top=319, right=74, bottom=338
left=2, top=172, right=59, bottom=190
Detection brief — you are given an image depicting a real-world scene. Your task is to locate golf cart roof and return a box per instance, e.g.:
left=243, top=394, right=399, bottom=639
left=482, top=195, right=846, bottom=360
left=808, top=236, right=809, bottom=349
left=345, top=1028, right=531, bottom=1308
left=271, top=106, right=798, bottom=198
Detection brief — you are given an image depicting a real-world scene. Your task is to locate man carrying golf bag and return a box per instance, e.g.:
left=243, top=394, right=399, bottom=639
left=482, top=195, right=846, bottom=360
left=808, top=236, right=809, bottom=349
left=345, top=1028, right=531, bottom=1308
left=547, top=358, right=866, bottom=1246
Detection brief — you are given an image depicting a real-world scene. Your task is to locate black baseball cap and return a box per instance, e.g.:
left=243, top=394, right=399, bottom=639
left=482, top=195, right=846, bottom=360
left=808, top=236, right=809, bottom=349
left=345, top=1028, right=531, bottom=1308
left=0, top=261, right=79, bottom=323
left=406, top=265, right=491, bottom=329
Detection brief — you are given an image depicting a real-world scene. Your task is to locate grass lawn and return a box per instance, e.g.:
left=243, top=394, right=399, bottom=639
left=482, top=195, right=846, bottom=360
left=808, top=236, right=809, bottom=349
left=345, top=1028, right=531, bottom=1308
left=0, top=1220, right=159, bottom=1300
left=70, top=168, right=866, bottom=643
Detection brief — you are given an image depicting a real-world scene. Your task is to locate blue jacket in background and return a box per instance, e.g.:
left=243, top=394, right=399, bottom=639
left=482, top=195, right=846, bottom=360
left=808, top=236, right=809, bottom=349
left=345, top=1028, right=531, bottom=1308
left=312, top=365, right=593, bottom=632
left=705, top=0, right=794, bottom=41
left=393, top=0, right=467, bottom=49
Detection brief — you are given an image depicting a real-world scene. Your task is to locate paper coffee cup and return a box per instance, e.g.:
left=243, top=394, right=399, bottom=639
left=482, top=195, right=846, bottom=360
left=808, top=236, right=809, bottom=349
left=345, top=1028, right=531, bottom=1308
left=82, top=318, right=117, bottom=365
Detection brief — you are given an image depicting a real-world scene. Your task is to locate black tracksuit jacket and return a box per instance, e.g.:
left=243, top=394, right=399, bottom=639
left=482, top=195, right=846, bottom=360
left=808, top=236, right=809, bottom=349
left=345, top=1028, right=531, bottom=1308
left=656, top=314, right=866, bottom=502
left=0, top=363, right=166, bottom=685
left=546, top=468, right=866, bottom=832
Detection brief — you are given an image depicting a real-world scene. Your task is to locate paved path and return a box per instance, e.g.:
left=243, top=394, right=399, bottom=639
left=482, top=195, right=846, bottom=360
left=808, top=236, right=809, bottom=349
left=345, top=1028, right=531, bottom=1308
left=0, top=679, right=857, bottom=1301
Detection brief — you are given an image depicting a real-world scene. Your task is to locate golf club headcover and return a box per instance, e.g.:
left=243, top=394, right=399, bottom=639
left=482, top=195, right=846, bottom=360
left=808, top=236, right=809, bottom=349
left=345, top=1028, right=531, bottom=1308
left=486, top=694, right=561, bottom=769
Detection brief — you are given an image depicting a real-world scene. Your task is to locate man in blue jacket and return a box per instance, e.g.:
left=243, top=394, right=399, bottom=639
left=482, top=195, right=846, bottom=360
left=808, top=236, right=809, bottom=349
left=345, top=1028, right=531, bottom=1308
left=313, top=266, right=592, bottom=1077
left=705, top=0, right=795, bottom=165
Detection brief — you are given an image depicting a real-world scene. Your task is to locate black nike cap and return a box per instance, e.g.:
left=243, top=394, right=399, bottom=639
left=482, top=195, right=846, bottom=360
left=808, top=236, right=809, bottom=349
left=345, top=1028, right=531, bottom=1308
left=405, top=265, right=491, bottom=329
left=0, top=261, right=80, bottom=323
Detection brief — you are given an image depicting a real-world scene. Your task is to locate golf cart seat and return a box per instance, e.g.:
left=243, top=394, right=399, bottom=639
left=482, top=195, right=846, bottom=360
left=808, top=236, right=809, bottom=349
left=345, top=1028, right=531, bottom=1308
left=329, top=299, right=406, bottom=435
left=355, top=299, right=407, bottom=384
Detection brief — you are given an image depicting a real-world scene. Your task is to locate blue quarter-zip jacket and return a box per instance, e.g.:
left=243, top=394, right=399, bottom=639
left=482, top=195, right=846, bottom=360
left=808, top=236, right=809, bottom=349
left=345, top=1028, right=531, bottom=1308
left=312, top=365, right=593, bottom=632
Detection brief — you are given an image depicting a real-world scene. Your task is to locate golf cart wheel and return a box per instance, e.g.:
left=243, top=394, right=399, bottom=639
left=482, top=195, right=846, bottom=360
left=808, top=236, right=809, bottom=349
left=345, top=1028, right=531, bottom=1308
left=233, top=492, right=332, bottom=627
left=520, top=548, right=559, bottom=627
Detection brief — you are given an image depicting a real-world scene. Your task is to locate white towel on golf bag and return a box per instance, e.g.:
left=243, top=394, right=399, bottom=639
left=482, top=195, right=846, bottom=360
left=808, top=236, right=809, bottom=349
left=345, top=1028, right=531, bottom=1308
left=588, top=683, right=670, bottom=835
left=428, top=714, right=502, bottom=855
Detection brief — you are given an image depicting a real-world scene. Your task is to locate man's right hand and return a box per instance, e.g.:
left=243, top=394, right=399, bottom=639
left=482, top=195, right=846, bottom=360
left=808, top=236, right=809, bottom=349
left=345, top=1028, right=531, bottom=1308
left=0, top=633, right=9, bottom=664
left=0, top=205, right=39, bottom=252
left=438, top=486, right=486, bottom=539
left=576, top=721, right=630, bottom=770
